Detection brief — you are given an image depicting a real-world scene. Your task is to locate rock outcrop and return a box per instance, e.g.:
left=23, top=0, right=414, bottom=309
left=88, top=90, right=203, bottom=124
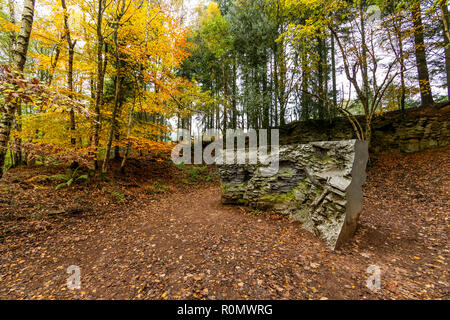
left=217, top=140, right=369, bottom=250
left=279, top=103, right=450, bottom=153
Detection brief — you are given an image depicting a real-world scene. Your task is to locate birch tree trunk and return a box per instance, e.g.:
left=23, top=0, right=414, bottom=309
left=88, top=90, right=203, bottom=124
left=7, top=0, right=16, bottom=63
left=8, top=0, right=22, bottom=166
left=0, top=0, right=35, bottom=179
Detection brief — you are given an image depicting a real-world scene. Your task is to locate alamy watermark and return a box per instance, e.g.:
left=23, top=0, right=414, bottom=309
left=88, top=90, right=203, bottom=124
left=67, top=265, right=81, bottom=290
left=171, top=129, right=280, bottom=176
left=366, top=265, right=381, bottom=292
left=366, top=5, right=381, bottom=24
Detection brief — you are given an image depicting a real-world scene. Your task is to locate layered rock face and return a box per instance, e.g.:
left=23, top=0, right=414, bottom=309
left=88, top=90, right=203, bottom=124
left=279, top=104, right=449, bottom=153
left=218, top=140, right=369, bottom=250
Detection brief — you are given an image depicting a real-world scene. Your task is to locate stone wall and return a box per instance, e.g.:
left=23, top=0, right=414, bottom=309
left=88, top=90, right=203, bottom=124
left=279, top=103, right=450, bottom=153
left=217, top=140, right=369, bottom=250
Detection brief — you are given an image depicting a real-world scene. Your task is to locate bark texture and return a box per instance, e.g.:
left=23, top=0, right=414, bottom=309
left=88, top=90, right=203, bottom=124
left=0, top=0, right=35, bottom=179
left=411, top=2, right=434, bottom=106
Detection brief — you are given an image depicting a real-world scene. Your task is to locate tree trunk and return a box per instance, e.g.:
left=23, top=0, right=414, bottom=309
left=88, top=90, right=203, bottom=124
left=392, top=12, right=407, bottom=113
left=92, top=0, right=105, bottom=170
left=231, top=58, right=237, bottom=129
left=331, top=33, right=337, bottom=109
left=8, top=0, right=16, bottom=63
left=120, top=81, right=137, bottom=173
left=360, top=3, right=370, bottom=111
left=272, top=44, right=279, bottom=127
left=48, top=44, right=60, bottom=86
left=102, top=1, right=125, bottom=174
left=12, top=105, right=22, bottom=167
left=399, top=37, right=406, bottom=113
left=9, top=0, right=22, bottom=167
left=439, top=0, right=450, bottom=99
left=0, top=0, right=35, bottom=179
left=317, top=37, right=325, bottom=120
left=12, top=0, right=34, bottom=71
left=411, top=1, right=434, bottom=106
left=223, top=64, right=228, bottom=131
left=262, top=57, right=270, bottom=129
left=278, top=44, right=287, bottom=126
left=61, top=0, right=77, bottom=146
left=301, top=53, right=310, bottom=120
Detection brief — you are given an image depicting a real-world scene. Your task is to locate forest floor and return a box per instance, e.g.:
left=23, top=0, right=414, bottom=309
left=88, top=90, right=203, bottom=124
left=0, top=146, right=448, bottom=300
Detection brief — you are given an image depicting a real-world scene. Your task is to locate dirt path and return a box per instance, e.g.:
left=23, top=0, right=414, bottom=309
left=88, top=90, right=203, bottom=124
left=0, top=147, right=448, bottom=299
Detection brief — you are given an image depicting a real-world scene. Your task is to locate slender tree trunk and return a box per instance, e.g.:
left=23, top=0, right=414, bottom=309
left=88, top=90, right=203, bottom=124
left=411, top=1, right=434, bottom=106
left=102, top=75, right=121, bottom=174
left=12, top=105, right=22, bottom=167
left=278, top=50, right=286, bottom=126
left=61, top=0, right=77, bottom=146
left=398, top=26, right=406, bottom=113
left=8, top=0, right=16, bottom=63
left=317, top=37, right=325, bottom=120
left=440, top=0, right=450, bottom=42
left=231, top=58, right=237, bottom=129
left=90, top=72, right=95, bottom=100
left=215, top=78, right=220, bottom=130
left=114, top=131, right=120, bottom=159
left=102, top=0, right=125, bottom=174
left=301, top=53, right=310, bottom=120
left=48, top=44, right=60, bottom=86
left=262, top=57, right=270, bottom=129
left=223, top=64, right=228, bottom=131
left=273, top=45, right=279, bottom=127
left=12, top=0, right=34, bottom=71
left=392, top=13, right=407, bottom=113
left=439, top=0, right=450, bottom=99
left=399, top=39, right=406, bottom=112
left=9, top=0, right=21, bottom=167
left=92, top=0, right=105, bottom=170
left=120, top=82, right=137, bottom=172
left=0, top=0, right=35, bottom=179
left=331, top=34, right=337, bottom=109
left=9, top=0, right=22, bottom=167
left=360, top=2, right=370, bottom=110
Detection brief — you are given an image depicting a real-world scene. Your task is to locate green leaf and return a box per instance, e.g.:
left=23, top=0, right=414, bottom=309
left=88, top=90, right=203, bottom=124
left=49, top=174, right=70, bottom=181
left=76, top=175, right=89, bottom=181
left=55, top=182, right=67, bottom=190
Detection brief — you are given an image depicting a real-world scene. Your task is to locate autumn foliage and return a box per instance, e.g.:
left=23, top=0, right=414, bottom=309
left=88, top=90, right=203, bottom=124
left=0, top=0, right=211, bottom=173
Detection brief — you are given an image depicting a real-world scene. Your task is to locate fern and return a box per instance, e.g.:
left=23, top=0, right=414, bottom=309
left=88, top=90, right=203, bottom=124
left=54, top=168, right=89, bottom=190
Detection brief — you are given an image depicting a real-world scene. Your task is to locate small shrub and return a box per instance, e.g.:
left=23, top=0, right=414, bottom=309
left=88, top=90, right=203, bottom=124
left=146, top=182, right=169, bottom=194
left=112, top=191, right=126, bottom=202
left=185, top=165, right=208, bottom=183
left=176, top=162, right=187, bottom=170
left=204, top=172, right=218, bottom=182
left=250, top=209, right=262, bottom=216
left=52, top=168, right=89, bottom=190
